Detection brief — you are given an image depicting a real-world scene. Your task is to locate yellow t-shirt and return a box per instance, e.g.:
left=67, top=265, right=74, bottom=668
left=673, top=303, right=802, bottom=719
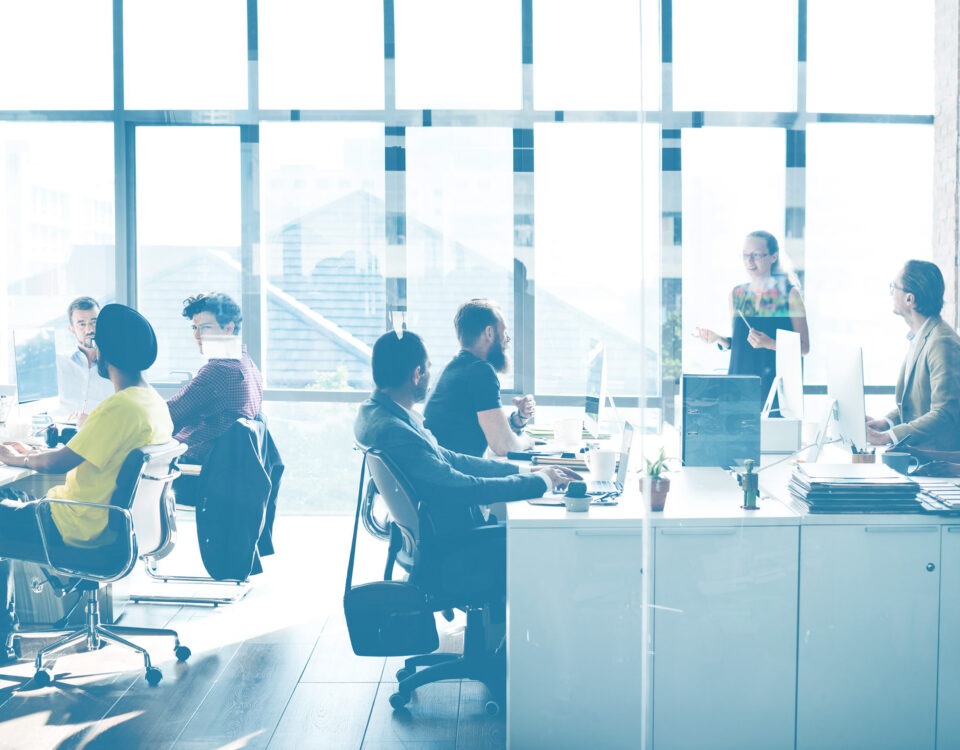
left=48, top=386, right=174, bottom=547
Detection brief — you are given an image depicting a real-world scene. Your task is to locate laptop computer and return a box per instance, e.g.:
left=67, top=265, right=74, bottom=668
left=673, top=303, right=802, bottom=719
left=586, top=421, right=635, bottom=495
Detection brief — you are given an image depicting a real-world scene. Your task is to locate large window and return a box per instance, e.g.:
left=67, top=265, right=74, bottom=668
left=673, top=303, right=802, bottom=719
left=136, top=127, right=242, bottom=380
left=259, top=122, right=385, bottom=390
left=0, top=123, right=115, bottom=379
left=0, top=1, right=938, bottom=512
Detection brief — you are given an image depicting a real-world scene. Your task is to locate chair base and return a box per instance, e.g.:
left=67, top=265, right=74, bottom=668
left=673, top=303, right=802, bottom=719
left=129, top=558, right=251, bottom=607
left=389, top=607, right=505, bottom=712
left=8, top=585, right=189, bottom=685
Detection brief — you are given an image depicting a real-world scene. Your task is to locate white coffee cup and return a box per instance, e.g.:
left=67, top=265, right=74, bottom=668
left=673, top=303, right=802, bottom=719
left=587, top=448, right=617, bottom=482
left=553, top=417, right=582, bottom=448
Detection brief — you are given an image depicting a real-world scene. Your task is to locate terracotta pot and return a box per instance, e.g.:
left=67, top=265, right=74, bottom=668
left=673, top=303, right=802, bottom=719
left=641, top=476, right=670, bottom=511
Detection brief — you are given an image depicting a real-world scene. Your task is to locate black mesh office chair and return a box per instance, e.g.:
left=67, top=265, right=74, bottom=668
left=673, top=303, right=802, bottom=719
left=9, top=440, right=191, bottom=686
left=362, top=448, right=505, bottom=715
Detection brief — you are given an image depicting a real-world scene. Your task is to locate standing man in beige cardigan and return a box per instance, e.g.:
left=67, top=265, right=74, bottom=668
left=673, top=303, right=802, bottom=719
left=866, top=260, right=960, bottom=450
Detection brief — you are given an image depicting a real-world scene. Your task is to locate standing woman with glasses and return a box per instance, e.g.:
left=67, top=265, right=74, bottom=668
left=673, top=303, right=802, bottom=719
left=694, top=230, right=810, bottom=400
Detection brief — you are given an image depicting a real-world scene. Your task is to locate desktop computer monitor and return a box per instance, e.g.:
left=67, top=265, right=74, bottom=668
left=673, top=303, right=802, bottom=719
left=826, top=346, right=867, bottom=452
left=584, top=340, right=606, bottom=437
left=774, top=328, right=803, bottom=421
left=14, top=328, right=59, bottom=408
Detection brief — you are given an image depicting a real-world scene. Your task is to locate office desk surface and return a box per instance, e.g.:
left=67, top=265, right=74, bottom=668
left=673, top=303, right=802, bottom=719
left=509, top=463, right=960, bottom=528
left=0, top=464, right=33, bottom=487
left=507, top=466, right=800, bottom=527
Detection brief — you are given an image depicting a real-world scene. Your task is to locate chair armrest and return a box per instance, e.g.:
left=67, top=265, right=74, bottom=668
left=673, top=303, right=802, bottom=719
left=30, top=498, right=137, bottom=583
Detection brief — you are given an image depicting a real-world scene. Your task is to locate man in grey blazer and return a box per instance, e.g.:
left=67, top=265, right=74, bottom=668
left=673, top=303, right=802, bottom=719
left=355, top=330, right=573, bottom=538
left=867, top=260, right=960, bottom=450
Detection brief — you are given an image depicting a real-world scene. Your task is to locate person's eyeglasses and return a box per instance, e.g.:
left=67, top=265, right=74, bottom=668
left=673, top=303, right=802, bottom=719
left=742, top=252, right=770, bottom=262
left=889, top=282, right=906, bottom=294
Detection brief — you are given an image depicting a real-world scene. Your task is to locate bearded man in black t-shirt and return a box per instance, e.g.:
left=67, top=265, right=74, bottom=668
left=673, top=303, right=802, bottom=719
left=424, top=299, right=536, bottom=457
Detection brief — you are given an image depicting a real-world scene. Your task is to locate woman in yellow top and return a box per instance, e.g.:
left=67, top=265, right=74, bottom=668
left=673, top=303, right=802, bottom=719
left=0, top=304, right=172, bottom=662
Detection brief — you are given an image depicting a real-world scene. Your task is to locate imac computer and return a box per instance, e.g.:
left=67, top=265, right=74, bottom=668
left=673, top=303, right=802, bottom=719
left=812, top=346, right=866, bottom=459
left=762, top=328, right=803, bottom=421
left=584, top=340, right=607, bottom=438
left=13, top=328, right=60, bottom=415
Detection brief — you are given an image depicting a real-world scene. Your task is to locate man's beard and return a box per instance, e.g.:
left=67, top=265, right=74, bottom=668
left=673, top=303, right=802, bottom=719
left=487, top=339, right=510, bottom=374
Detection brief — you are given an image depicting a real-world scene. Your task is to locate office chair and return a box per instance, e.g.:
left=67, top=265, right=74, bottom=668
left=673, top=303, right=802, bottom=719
left=134, top=416, right=282, bottom=606
left=8, top=440, right=191, bottom=687
left=362, top=448, right=505, bottom=715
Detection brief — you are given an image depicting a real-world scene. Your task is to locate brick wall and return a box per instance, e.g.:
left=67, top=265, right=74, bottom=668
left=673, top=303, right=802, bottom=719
left=935, top=0, right=960, bottom=327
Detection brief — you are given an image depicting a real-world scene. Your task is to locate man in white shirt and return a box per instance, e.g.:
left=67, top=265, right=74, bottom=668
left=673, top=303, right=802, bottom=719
left=56, top=297, right=115, bottom=421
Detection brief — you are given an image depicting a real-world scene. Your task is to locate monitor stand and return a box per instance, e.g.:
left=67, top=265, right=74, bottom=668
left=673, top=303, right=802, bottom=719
left=810, top=398, right=840, bottom=462
left=761, top=375, right=782, bottom=418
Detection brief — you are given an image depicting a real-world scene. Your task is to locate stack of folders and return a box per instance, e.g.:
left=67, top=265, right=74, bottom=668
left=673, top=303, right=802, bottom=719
left=789, top=463, right=921, bottom=514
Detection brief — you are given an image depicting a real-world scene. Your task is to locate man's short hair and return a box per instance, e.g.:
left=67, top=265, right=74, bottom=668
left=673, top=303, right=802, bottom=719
left=454, top=299, right=501, bottom=347
left=372, top=330, right=427, bottom=389
left=901, top=260, right=945, bottom=317
left=67, top=296, right=99, bottom=325
left=182, top=292, right=242, bottom=334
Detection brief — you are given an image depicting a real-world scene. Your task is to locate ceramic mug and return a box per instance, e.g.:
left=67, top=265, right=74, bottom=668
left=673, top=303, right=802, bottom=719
left=586, top=448, right=617, bottom=482
left=882, top=451, right=920, bottom=475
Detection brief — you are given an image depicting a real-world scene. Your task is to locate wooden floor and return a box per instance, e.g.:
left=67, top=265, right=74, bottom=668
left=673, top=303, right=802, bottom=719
left=0, top=516, right=505, bottom=750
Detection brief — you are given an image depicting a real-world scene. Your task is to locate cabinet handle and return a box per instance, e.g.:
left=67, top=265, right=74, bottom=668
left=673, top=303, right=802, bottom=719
left=947, top=527, right=960, bottom=534
left=927, top=563, right=936, bottom=572
left=659, top=528, right=737, bottom=536
left=575, top=529, right=645, bottom=537
left=864, top=526, right=937, bottom=533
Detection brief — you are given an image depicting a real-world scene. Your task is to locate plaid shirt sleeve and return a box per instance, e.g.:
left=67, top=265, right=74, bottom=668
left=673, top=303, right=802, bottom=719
left=167, top=365, right=218, bottom=432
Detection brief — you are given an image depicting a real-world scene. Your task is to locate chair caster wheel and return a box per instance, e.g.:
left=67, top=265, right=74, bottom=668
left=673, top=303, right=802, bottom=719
left=395, top=667, right=414, bottom=682
left=33, top=668, right=52, bottom=687
left=484, top=700, right=501, bottom=717
left=175, top=645, right=191, bottom=662
left=145, top=667, right=163, bottom=686
left=389, top=691, right=410, bottom=710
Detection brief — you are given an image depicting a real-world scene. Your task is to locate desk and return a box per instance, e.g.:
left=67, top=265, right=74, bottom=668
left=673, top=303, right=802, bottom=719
left=506, top=465, right=959, bottom=750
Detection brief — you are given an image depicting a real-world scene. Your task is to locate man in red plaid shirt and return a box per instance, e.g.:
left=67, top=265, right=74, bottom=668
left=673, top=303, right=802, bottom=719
left=167, top=292, right=263, bottom=464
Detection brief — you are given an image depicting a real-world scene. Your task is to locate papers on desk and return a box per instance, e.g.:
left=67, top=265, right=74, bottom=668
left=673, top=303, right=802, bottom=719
left=914, top=478, right=960, bottom=514
left=789, top=463, right=921, bottom=514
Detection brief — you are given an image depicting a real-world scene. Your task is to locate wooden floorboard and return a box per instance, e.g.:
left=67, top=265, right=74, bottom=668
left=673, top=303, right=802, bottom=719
left=77, top=641, right=242, bottom=749
left=456, top=682, right=505, bottom=750
left=300, top=613, right=385, bottom=683
left=0, top=517, right=507, bottom=750
left=362, top=681, right=462, bottom=747
left=266, top=682, right=378, bottom=750
left=171, top=640, right=315, bottom=750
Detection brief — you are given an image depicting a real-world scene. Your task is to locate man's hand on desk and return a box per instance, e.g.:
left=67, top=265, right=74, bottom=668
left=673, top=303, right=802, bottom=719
left=532, top=466, right=582, bottom=491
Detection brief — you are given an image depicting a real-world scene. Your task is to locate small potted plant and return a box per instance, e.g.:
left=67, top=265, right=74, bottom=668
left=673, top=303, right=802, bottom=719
left=642, top=448, right=671, bottom=511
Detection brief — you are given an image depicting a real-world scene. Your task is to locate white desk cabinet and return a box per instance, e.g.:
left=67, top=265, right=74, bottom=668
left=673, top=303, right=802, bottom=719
left=939, top=525, right=960, bottom=750
left=653, top=525, right=798, bottom=750
left=797, top=524, right=941, bottom=750
left=507, top=526, right=646, bottom=750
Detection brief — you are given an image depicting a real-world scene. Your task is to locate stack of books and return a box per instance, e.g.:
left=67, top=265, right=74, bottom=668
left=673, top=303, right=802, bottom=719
left=789, top=463, right=921, bottom=514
